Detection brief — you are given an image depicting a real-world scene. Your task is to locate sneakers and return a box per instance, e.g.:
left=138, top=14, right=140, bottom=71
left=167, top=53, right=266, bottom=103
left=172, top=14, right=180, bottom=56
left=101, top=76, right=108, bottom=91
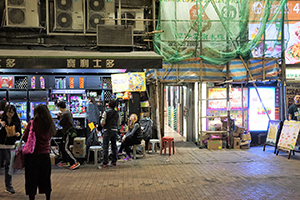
left=109, top=162, right=117, bottom=167
left=5, top=187, right=15, bottom=194
left=123, top=155, right=132, bottom=161
left=69, top=162, right=80, bottom=170
left=57, top=162, right=70, bottom=167
left=97, top=164, right=109, bottom=169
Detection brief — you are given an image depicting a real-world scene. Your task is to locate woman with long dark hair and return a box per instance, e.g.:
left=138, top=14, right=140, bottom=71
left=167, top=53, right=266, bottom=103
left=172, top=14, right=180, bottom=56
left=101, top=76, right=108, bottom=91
left=23, top=104, right=56, bottom=200
left=0, top=105, right=21, bottom=194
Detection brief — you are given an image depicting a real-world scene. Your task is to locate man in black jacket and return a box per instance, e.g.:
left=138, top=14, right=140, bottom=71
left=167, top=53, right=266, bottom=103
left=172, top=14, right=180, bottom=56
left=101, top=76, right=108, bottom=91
left=98, top=100, right=121, bottom=169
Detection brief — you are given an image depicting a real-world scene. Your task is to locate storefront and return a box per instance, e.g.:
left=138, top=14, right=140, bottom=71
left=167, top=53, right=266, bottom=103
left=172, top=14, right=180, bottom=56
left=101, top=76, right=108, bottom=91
left=147, top=58, right=283, bottom=148
left=0, top=49, right=163, bottom=135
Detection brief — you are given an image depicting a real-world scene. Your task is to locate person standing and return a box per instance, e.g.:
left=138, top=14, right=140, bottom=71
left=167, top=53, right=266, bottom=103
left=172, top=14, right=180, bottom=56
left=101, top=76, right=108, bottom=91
left=56, top=101, right=80, bottom=170
left=118, top=113, right=143, bottom=161
left=87, top=96, right=100, bottom=129
left=98, top=100, right=121, bottom=169
left=0, top=105, right=21, bottom=194
left=23, top=105, right=56, bottom=200
left=288, top=94, right=300, bottom=121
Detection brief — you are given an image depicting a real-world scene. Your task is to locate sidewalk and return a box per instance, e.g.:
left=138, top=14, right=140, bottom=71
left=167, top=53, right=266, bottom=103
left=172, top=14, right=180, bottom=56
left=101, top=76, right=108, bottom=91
left=1, top=127, right=300, bottom=200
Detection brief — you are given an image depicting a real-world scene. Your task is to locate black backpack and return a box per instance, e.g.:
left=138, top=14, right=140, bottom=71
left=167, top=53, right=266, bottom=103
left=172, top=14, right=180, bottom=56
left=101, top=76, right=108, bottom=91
left=140, top=118, right=153, bottom=142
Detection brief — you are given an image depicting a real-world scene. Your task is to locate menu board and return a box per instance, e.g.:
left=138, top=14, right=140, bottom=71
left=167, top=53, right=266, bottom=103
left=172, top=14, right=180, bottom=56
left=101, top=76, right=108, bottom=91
left=278, top=120, right=300, bottom=150
left=265, top=120, right=282, bottom=146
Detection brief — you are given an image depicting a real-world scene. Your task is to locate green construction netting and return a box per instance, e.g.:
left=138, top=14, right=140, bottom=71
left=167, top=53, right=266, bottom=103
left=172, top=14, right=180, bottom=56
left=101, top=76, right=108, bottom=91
left=153, top=0, right=287, bottom=65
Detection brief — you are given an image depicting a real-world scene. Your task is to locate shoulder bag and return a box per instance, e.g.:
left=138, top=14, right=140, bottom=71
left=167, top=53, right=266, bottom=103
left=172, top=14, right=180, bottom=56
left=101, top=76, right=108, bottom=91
left=23, top=120, right=36, bottom=155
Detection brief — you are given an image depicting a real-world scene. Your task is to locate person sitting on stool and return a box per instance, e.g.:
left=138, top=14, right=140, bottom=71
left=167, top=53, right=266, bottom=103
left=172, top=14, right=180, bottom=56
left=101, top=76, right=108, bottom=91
left=118, top=113, right=143, bottom=161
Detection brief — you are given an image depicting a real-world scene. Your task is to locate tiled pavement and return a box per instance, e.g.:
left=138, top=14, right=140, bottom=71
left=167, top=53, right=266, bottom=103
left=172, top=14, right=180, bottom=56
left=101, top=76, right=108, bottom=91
left=1, top=127, right=300, bottom=200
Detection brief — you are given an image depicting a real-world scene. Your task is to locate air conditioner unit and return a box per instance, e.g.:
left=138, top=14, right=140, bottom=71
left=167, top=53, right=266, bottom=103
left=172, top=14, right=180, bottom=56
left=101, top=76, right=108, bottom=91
left=87, top=0, right=115, bottom=31
left=5, top=0, right=40, bottom=28
left=97, top=25, right=133, bottom=46
left=54, top=0, right=84, bottom=32
left=117, top=8, right=144, bottom=32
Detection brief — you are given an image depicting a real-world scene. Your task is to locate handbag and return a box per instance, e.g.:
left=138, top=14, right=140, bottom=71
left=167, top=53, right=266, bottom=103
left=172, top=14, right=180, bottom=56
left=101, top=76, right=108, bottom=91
left=22, top=120, right=36, bottom=155
left=12, top=135, right=25, bottom=170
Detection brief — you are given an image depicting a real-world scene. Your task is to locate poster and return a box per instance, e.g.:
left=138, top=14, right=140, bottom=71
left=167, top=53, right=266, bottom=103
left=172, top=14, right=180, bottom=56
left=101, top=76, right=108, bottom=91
left=278, top=120, right=300, bottom=150
left=248, top=87, right=276, bottom=131
left=249, top=1, right=300, bottom=64
left=207, top=88, right=248, bottom=109
left=111, top=74, right=128, bottom=93
left=111, top=72, right=146, bottom=93
left=265, top=120, right=282, bottom=146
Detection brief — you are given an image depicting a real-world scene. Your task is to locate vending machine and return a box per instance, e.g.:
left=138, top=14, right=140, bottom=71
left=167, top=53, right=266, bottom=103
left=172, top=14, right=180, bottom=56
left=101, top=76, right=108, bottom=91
left=51, top=89, right=86, bottom=117
left=51, top=89, right=87, bottom=136
left=28, top=90, right=48, bottom=120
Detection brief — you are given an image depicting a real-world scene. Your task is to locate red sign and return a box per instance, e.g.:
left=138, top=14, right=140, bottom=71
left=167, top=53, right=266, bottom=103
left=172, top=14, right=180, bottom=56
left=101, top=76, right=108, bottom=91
left=70, top=77, right=74, bottom=88
left=79, top=77, right=84, bottom=88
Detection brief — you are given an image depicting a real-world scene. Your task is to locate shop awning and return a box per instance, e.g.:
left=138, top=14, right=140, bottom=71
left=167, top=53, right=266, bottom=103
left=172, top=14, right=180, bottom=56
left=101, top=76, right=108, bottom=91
left=0, top=49, right=163, bottom=70
left=146, top=58, right=281, bottom=82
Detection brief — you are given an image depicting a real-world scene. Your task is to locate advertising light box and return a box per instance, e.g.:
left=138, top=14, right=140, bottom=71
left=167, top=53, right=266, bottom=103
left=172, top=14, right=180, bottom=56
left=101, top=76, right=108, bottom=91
left=207, top=88, right=248, bottom=109
left=249, top=87, right=275, bottom=131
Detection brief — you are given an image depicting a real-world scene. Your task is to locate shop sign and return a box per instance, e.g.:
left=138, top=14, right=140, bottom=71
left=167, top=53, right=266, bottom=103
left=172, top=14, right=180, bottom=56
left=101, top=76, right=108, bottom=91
left=0, top=58, right=162, bottom=69
left=286, top=68, right=300, bottom=80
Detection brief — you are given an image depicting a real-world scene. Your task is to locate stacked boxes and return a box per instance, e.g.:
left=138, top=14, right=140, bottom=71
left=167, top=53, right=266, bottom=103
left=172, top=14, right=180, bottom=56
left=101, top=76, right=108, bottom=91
left=72, top=137, right=86, bottom=158
left=233, top=126, right=245, bottom=137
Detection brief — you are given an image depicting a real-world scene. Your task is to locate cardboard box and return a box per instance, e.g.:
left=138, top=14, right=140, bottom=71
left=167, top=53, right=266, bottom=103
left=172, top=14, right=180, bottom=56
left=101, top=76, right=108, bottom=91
left=240, top=141, right=250, bottom=149
left=73, top=148, right=86, bottom=158
left=73, top=137, right=86, bottom=150
left=234, top=126, right=245, bottom=134
left=233, top=138, right=240, bottom=149
left=241, top=133, right=251, bottom=141
left=207, top=140, right=222, bottom=150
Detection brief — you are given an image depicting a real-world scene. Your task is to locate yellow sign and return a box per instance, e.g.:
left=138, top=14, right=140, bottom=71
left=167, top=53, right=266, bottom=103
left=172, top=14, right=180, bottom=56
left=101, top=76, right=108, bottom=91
left=111, top=72, right=146, bottom=93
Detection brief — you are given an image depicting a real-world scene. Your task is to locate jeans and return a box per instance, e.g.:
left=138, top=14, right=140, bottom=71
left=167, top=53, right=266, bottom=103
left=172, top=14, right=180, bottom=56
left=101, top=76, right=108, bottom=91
left=0, top=149, right=12, bottom=189
left=102, top=130, right=118, bottom=165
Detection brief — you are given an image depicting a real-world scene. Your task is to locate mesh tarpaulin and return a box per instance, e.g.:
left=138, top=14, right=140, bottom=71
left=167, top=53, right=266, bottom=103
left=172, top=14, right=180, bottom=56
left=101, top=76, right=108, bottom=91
left=153, top=0, right=286, bottom=65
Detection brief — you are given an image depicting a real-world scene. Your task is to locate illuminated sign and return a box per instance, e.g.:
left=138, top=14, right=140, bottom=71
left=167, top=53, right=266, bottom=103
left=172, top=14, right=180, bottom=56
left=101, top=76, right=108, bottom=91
left=207, top=88, right=248, bottom=109
left=248, top=87, right=275, bottom=131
